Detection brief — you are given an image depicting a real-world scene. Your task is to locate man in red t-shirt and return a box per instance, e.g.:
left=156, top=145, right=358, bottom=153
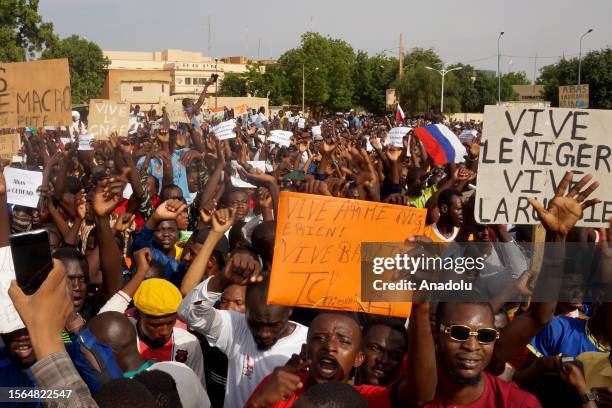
left=420, top=302, right=541, bottom=407
left=245, top=312, right=424, bottom=408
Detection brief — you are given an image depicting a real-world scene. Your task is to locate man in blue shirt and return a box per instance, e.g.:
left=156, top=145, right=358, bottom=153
left=132, top=198, right=188, bottom=286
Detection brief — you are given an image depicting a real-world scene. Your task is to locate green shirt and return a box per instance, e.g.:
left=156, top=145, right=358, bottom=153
left=408, top=185, right=438, bottom=208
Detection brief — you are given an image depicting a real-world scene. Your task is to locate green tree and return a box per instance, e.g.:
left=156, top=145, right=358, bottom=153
left=0, top=0, right=57, bottom=62
left=242, top=63, right=286, bottom=106
left=218, top=73, right=247, bottom=97
left=353, top=52, right=398, bottom=113
left=42, top=35, right=109, bottom=104
left=393, top=48, right=465, bottom=114
left=538, top=48, right=611, bottom=109
left=278, top=32, right=356, bottom=113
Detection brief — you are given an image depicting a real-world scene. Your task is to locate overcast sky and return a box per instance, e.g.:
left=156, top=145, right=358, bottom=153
left=40, top=0, right=610, bottom=80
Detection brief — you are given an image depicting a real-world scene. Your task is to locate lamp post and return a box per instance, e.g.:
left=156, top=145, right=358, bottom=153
left=578, top=28, right=593, bottom=85
left=497, top=31, right=504, bottom=105
left=425, top=65, right=462, bottom=113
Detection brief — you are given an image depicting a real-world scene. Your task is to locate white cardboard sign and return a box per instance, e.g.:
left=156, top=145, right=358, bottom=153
left=213, top=119, right=236, bottom=140
left=230, top=161, right=267, bottom=188
left=4, top=167, right=43, bottom=208
left=388, top=127, right=411, bottom=148
left=475, top=106, right=612, bottom=227
left=268, top=130, right=293, bottom=147
left=78, top=134, right=94, bottom=151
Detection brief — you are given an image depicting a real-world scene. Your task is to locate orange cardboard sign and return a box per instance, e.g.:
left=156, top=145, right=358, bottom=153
left=234, top=104, right=248, bottom=115
left=268, top=192, right=426, bottom=317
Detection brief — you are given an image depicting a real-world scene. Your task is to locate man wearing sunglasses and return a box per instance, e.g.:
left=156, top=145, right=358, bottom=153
left=403, top=171, right=601, bottom=407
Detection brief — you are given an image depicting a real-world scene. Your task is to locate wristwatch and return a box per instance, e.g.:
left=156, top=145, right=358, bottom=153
left=580, top=391, right=598, bottom=403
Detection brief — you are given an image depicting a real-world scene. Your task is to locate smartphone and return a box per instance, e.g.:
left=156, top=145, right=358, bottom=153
left=10, top=229, right=54, bottom=295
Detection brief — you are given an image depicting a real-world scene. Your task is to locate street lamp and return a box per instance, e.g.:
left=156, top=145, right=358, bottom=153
left=425, top=65, right=462, bottom=113
left=302, top=63, right=319, bottom=114
left=578, top=28, right=593, bottom=85
left=497, top=31, right=504, bottom=105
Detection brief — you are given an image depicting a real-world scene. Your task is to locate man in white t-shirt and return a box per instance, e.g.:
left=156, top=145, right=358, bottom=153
left=179, top=249, right=307, bottom=408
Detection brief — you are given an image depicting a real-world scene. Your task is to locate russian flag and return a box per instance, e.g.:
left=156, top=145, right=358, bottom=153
left=413, top=124, right=467, bottom=165
left=395, top=104, right=405, bottom=122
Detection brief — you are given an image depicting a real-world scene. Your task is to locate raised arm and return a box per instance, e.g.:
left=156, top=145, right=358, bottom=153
left=92, top=174, right=128, bottom=301
left=490, top=172, right=600, bottom=371
left=180, top=207, right=235, bottom=295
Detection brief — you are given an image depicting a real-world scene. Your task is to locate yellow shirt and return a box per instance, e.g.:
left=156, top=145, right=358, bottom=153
left=577, top=351, right=612, bottom=389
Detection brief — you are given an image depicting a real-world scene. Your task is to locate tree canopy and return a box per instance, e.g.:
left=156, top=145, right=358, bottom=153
left=42, top=35, right=110, bottom=105
left=0, top=0, right=57, bottom=62
left=537, top=48, right=611, bottom=109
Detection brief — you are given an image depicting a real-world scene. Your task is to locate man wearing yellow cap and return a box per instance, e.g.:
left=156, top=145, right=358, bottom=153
left=133, top=278, right=204, bottom=384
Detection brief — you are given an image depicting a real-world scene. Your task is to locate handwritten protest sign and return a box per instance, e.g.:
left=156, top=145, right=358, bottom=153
left=388, top=127, right=411, bottom=147
left=88, top=99, right=130, bottom=140
left=0, top=246, right=24, bottom=333
left=298, top=118, right=306, bottom=129
left=268, top=192, right=427, bottom=317
left=4, top=167, right=43, bottom=208
left=163, top=101, right=190, bottom=123
left=0, top=59, right=72, bottom=128
left=312, top=125, right=321, bottom=137
left=230, top=161, right=267, bottom=188
left=559, top=85, right=589, bottom=109
left=475, top=106, right=612, bottom=227
left=0, top=134, right=20, bottom=161
left=268, top=130, right=293, bottom=147
left=213, top=119, right=236, bottom=140
left=78, top=134, right=94, bottom=151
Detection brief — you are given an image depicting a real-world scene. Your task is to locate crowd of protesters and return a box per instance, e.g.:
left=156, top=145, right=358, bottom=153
left=0, top=76, right=610, bottom=408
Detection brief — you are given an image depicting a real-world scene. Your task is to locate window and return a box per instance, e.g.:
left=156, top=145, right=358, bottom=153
left=133, top=86, right=143, bottom=92
left=161, top=84, right=164, bottom=92
left=194, top=78, right=199, bottom=84
left=185, top=78, right=191, bottom=85
left=199, top=78, right=207, bottom=84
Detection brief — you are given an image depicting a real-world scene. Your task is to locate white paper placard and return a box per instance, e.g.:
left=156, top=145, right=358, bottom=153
left=4, top=167, right=43, bottom=208
left=78, top=134, right=94, bottom=151
left=0, top=246, right=25, bottom=333
left=268, top=130, right=293, bottom=147
left=298, top=118, right=306, bottom=129
left=388, top=127, right=411, bottom=147
left=312, top=125, right=322, bottom=137
left=213, top=119, right=236, bottom=140
left=230, top=160, right=267, bottom=188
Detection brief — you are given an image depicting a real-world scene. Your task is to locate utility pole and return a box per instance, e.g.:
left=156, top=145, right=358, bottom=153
left=258, top=38, right=261, bottom=61
left=399, top=33, right=404, bottom=79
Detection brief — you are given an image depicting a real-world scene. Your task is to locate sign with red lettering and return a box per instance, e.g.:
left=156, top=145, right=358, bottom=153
left=475, top=106, right=612, bottom=227
left=0, top=59, right=72, bottom=128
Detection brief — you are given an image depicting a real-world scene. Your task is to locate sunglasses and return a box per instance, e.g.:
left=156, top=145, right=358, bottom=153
left=439, top=324, right=499, bottom=344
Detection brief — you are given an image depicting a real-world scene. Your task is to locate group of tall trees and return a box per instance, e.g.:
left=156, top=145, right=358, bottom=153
left=3, top=3, right=610, bottom=112
left=221, top=32, right=610, bottom=114
left=220, top=32, right=533, bottom=114
left=1, top=0, right=109, bottom=104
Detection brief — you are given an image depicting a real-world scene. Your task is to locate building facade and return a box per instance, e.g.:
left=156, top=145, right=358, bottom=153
left=100, top=49, right=270, bottom=109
